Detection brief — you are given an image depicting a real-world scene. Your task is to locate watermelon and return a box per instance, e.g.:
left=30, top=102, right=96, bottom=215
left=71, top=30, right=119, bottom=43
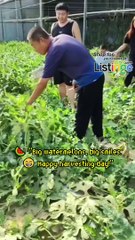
left=15, top=147, right=25, bottom=156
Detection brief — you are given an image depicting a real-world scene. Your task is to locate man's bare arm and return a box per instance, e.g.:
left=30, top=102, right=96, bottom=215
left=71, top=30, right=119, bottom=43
left=50, top=23, right=55, bottom=35
left=114, top=43, right=129, bottom=55
left=72, top=21, right=82, bottom=43
left=27, top=78, right=50, bottom=105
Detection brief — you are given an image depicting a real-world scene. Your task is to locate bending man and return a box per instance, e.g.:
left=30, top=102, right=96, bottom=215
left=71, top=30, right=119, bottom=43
left=27, top=26, right=104, bottom=141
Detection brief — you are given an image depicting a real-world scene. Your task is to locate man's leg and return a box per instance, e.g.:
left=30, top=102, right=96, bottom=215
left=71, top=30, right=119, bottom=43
left=91, top=75, right=105, bottom=139
left=124, top=71, right=134, bottom=87
left=63, top=73, right=75, bottom=108
left=59, top=82, right=67, bottom=100
left=74, top=86, right=95, bottom=139
left=75, top=100, right=93, bottom=139
left=75, top=75, right=104, bottom=140
left=66, top=86, right=76, bottom=109
left=124, top=64, right=135, bottom=87
left=53, top=71, right=67, bottom=100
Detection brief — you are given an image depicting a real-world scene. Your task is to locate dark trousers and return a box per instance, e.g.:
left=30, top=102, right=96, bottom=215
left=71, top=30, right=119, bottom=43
left=75, top=74, right=105, bottom=139
left=125, top=64, right=135, bottom=87
left=53, top=71, right=73, bottom=86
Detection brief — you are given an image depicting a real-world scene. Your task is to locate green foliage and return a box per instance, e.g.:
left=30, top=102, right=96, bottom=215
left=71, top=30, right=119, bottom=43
left=0, top=42, right=44, bottom=94
left=0, top=42, right=135, bottom=239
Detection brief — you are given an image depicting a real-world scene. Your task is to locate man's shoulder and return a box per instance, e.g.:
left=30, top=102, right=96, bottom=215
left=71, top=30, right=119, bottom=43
left=53, top=34, right=72, bottom=41
left=48, top=38, right=64, bottom=54
left=68, top=18, right=74, bottom=23
left=51, top=21, right=58, bottom=29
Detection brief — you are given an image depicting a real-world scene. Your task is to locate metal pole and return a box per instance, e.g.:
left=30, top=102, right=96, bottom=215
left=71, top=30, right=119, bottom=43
left=0, top=10, right=4, bottom=41
left=39, top=0, right=43, bottom=27
left=122, top=0, right=126, bottom=17
left=123, top=0, right=126, bottom=9
left=83, top=0, right=87, bottom=44
left=15, top=0, right=19, bottom=40
left=19, top=0, right=25, bottom=40
left=1, top=8, right=135, bottom=23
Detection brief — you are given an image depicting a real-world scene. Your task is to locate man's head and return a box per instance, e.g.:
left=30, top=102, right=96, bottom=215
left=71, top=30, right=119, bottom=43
left=55, top=2, right=69, bottom=23
left=27, top=26, right=51, bottom=55
left=100, top=44, right=108, bottom=55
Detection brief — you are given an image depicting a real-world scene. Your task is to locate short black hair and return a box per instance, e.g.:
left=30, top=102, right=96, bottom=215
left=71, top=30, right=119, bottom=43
left=27, top=26, right=50, bottom=41
left=55, top=2, right=69, bottom=12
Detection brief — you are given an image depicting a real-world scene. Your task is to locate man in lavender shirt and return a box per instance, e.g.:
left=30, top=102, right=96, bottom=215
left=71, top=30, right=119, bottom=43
left=27, top=26, right=105, bottom=141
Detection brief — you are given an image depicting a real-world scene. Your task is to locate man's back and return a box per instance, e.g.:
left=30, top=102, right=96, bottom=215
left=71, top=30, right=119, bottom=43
left=44, top=34, right=103, bottom=87
left=50, top=34, right=90, bottom=78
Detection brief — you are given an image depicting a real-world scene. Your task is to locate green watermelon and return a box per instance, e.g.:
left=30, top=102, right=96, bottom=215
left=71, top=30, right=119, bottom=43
left=15, top=147, right=25, bottom=156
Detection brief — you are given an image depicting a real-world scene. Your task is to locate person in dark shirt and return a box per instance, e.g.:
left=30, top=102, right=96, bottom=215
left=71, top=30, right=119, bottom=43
left=51, top=3, right=81, bottom=40
left=51, top=3, right=81, bottom=108
left=27, top=26, right=104, bottom=141
left=115, top=16, right=135, bottom=87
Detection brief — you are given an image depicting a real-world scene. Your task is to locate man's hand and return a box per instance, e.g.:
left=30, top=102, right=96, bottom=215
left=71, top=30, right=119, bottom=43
left=113, top=51, right=120, bottom=58
left=27, top=78, right=49, bottom=105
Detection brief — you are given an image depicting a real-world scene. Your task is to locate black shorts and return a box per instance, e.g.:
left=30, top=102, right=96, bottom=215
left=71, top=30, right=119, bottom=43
left=53, top=71, right=73, bottom=86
